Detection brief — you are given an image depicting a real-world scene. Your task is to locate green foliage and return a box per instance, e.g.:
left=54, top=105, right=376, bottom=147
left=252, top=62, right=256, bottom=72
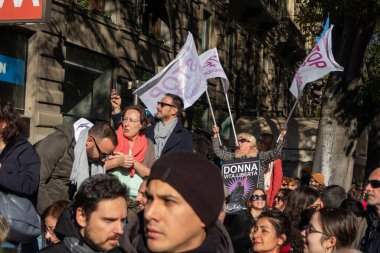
left=76, top=0, right=88, bottom=9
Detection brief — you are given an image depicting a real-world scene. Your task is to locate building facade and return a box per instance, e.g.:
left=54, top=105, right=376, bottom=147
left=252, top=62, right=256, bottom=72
left=0, top=0, right=307, bottom=148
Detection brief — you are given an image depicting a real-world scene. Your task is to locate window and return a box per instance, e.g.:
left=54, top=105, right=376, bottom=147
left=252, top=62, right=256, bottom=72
left=62, top=45, right=113, bottom=123
left=141, top=0, right=171, bottom=46
left=0, top=28, right=28, bottom=109
left=202, top=11, right=212, bottom=51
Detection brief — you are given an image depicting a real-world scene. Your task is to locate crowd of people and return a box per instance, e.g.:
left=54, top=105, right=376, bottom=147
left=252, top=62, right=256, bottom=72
left=0, top=92, right=378, bottom=253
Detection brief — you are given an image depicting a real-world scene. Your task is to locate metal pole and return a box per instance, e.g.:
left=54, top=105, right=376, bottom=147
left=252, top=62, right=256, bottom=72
left=224, top=92, right=238, bottom=147
left=205, top=89, right=222, bottom=146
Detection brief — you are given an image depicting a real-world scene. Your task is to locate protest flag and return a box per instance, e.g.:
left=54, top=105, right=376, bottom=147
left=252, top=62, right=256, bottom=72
left=316, top=14, right=330, bottom=44
left=133, top=32, right=206, bottom=115
left=289, top=25, right=343, bottom=99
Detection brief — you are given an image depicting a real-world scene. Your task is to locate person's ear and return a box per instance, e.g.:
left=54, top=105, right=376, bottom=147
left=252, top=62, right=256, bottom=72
left=76, top=207, right=87, bottom=228
left=86, top=137, right=93, bottom=148
left=277, top=234, right=286, bottom=247
left=324, top=236, right=337, bottom=251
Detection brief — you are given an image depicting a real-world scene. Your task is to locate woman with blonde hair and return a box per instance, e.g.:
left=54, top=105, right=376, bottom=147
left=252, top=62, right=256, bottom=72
left=212, top=125, right=286, bottom=189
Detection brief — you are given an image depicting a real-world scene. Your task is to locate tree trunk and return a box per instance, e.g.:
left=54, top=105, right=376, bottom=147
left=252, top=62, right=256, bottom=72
left=312, top=16, right=376, bottom=190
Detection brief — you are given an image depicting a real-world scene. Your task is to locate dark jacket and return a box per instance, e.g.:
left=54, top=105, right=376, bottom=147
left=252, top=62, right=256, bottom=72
left=112, top=112, right=193, bottom=157
left=227, top=211, right=255, bottom=253
left=35, top=124, right=76, bottom=214
left=0, top=136, right=40, bottom=204
left=133, top=220, right=234, bottom=253
left=40, top=205, right=126, bottom=253
left=361, top=206, right=380, bottom=253
left=145, top=117, right=193, bottom=157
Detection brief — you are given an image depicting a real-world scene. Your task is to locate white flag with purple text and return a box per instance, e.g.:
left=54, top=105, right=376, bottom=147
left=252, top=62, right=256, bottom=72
left=199, top=48, right=230, bottom=93
left=289, top=25, right=343, bottom=98
left=134, top=32, right=206, bottom=115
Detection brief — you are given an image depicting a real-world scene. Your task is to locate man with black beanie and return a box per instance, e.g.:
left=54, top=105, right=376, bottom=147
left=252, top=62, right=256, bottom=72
left=135, top=151, right=233, bottom=253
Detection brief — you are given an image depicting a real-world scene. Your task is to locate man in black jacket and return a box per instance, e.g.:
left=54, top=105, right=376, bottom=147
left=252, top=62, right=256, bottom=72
left=41, top=174, right=128, bottom=253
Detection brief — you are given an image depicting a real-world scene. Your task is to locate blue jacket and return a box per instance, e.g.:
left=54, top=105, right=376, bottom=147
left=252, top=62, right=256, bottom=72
left=145, top=117, right=193, bottom=157
left=0, top=136, right=40, bottom=204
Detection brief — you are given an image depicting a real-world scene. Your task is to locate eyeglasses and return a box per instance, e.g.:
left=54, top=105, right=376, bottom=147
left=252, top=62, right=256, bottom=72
left=238, top=138, right=250, bottom=143
left=90, top=136, right=112, bottom=161
left=250, top=194, right=267, bottom=201
left=304, top=225, right=329, bottom=237
left=157, top=101, right=176, bottom=108
left=274, top=195, right=284, bottom=202
left=366, top=180, right=380, bottom=188
left=121, top=117, right=140, bottom=124
left=281, top=183, right=288, bottom=187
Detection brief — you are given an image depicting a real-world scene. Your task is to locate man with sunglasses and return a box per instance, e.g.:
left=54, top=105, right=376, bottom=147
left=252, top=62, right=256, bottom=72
left=36, top=119, right=117, bottom=214
left=111, top=92, right=193, bottom=159
left=361, top=167, right=380, bottom=253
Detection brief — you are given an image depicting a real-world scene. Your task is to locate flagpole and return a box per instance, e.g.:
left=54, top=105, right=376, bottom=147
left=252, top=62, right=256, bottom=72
left=205, top=89, right=223, bottom=146
left=224, top=92, right=238, bottom=147
left=276, top=93, right=301, bottom=143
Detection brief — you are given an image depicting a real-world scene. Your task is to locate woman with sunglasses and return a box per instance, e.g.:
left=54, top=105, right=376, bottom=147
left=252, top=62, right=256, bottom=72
left=301, top=208, right=357, bottom=253
left=105, top=105, right=155, bottom=199
left=273, top=188, right=292, bottom=212
left=212, top=125, right=287, bottom=190
left=228, top=188, right=268, bottom=253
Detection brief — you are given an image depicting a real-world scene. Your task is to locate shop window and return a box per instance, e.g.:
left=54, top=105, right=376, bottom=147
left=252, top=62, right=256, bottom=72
left=62, top=45, right=113, bottom=123
left=202, top=11, right=212, bottom=51
left=0, top=28, right=28, bottom=110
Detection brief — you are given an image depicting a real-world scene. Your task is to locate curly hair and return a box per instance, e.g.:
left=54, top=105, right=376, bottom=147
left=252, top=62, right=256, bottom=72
left=0, top=100, right=27, bottom=142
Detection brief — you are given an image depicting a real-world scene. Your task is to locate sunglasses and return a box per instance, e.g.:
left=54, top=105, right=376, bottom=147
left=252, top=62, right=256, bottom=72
left=366, top=180, right=380, bottom=188
left=157, top=101, right=176, bottom=108
left=274, top=195, right=284, bottom=202
left=238, top=138, right=250, bottom=143
left=281, top=183, right=288, bottom=187
left=90, top=136, right=113, bottom=161
left=250, top=194, right=267, bottom=201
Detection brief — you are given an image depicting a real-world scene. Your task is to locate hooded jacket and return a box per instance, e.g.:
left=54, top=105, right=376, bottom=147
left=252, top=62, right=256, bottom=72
left=40, top=205, right=126, bottom=253
left=36, top=124, right=76, bottom=214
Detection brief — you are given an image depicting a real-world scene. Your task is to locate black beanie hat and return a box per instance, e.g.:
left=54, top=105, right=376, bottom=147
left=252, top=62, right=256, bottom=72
left=148, top=151, right=224, bottom=227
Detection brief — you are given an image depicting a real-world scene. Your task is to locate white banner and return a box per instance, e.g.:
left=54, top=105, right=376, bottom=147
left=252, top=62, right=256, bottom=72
left=289, top=25, right=343, bottom=98
left=134, top=32, right=206, bottom=115
left=199, top=48, right=230, bottom=93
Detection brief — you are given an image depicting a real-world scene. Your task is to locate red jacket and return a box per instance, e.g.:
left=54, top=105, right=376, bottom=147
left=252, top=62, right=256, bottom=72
left=265, top=159, right=283, bottom=207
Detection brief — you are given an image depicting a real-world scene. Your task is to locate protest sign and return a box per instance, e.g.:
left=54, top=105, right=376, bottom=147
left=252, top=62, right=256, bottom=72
left=222, top=157, right=261, bottom=213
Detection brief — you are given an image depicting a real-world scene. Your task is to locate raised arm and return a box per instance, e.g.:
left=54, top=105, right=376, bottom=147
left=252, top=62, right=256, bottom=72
left=212, top=125, right=234, bottom=161
left=259, top=129, right=287, bottom=167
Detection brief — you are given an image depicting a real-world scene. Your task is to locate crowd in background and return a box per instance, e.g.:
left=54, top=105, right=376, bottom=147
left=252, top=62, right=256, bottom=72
left=0, top=93, right=378, bottom=253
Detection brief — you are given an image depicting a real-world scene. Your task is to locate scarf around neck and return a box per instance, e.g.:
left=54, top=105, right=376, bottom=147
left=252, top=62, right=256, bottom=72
left=69, top=128, right=105, bottom=189
left=154, top=117, right=178, bottom=159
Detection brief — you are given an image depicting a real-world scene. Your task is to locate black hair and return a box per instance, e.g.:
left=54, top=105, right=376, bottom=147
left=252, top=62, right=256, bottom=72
left=73, top=174, right=129, bottom=220
left=0, top=100, right=27, bottom=142
left=321, top=185, right=347, bottom=209
left=165, top=93, right=184, bottom=115
left=88, top=123, right=118, bottom=146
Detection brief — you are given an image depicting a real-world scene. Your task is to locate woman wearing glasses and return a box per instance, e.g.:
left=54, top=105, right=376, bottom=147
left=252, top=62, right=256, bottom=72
left=105, top=105, right=155, bottom=199
left=301, top=208, right=357, bottom=253
left=228, top=188, right=268, bottom=253
left=212, top=126, right=287, bottom=190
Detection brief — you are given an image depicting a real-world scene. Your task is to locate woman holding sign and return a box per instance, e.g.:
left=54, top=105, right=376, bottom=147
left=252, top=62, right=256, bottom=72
left=212, top=125, right=286, bottom=190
